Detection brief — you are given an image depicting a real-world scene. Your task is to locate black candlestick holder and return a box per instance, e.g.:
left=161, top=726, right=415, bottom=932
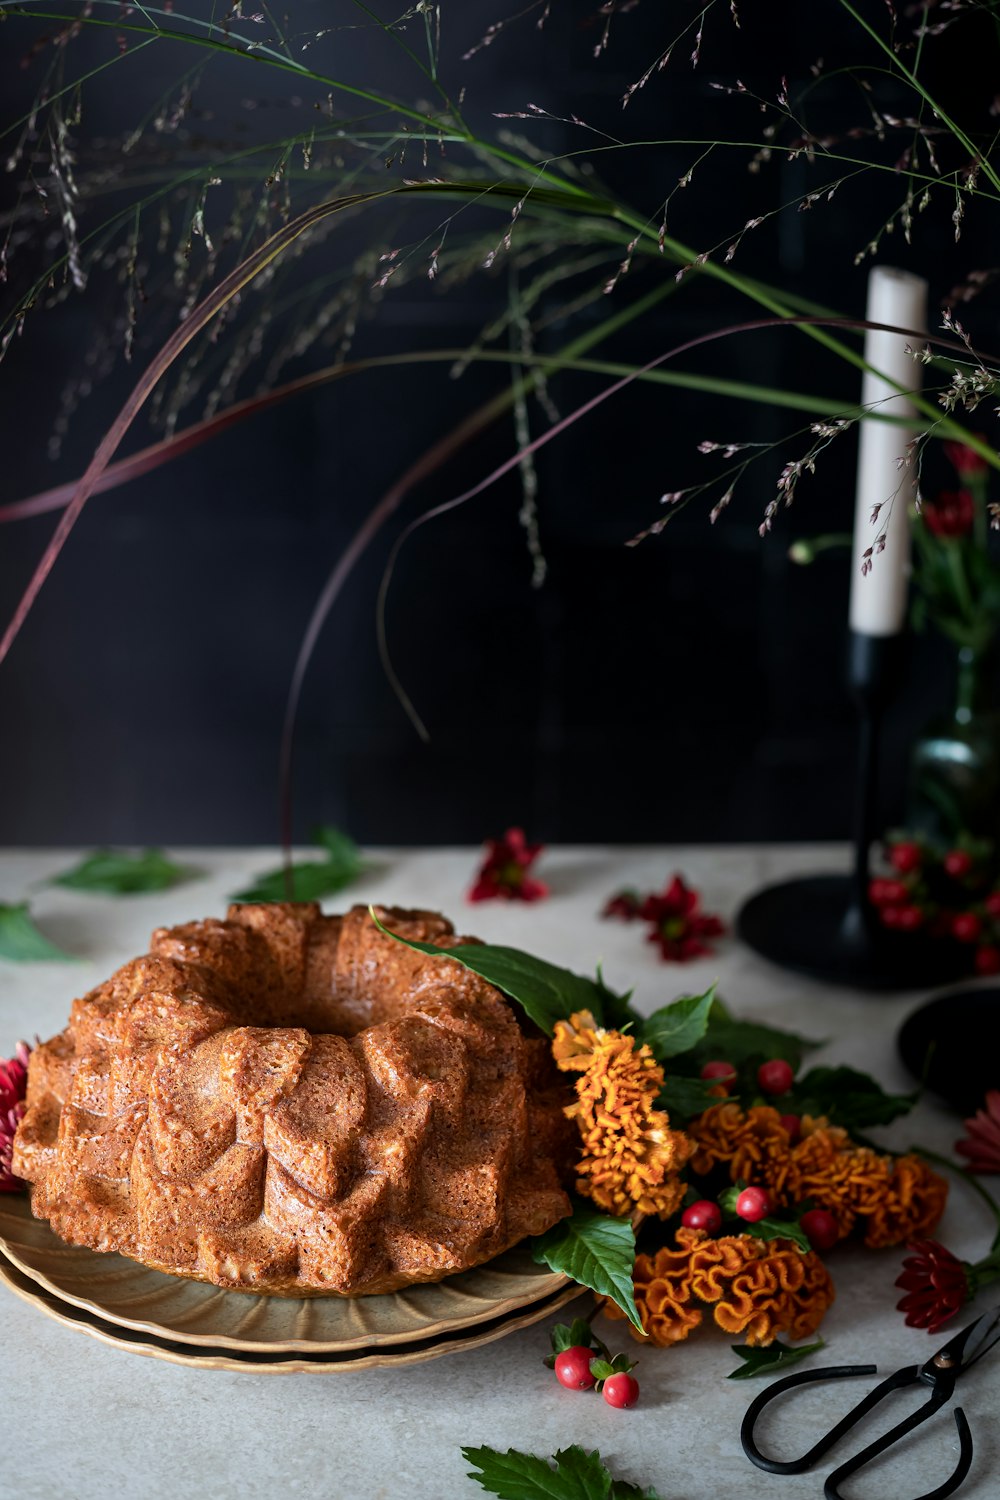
left=737, top=630, right=971, bottom=990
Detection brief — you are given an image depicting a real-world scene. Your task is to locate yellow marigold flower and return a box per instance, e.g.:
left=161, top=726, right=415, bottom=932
left=552, top=1010, right=693, bottom=1219
left=862, top=1153, right=948, bottom=1249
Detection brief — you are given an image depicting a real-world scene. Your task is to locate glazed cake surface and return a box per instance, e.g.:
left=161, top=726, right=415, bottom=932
left=12, top=903, right=573, bottom=1295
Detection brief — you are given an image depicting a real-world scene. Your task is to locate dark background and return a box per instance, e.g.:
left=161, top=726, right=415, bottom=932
left=0, top=1, right=990, bottom=847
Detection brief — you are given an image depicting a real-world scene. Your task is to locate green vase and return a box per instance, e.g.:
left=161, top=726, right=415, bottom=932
left=906, top=643, right=1000, bottom=844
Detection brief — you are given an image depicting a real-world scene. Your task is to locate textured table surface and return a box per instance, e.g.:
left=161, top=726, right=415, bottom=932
left=2, top=845, right=997, bottom=1500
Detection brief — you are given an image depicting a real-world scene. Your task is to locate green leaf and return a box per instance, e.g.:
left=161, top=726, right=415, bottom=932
left=0, top=904, right=76, bottom=962
left=462, top=1445, right=663, bottom=1500
left=727, top=1338, right=825, bottom=1380
left=548, top=1317, right=598, bottom=1355
left=231, top=826, right=364, bottom=904
left=372, top=910, right=633, bottom=1036
left=743, top=1217, right=811, bottom=1253
left=792, top=1065, right=916, bottom=1130
left=641, top=985, right=716, bottom=1058
left=693, top=1011, right=820, bottom=1072
left=531, top=1207, right=641, bottom=1330
left=656, top=1074, right=719, bottom=1122
left=51, top=847, right=191, bottom=895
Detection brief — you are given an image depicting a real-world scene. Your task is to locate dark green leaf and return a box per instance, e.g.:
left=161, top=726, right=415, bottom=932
left=0, top=903, right=76, bottom=962
left=743, top=1217, right=811, bottom=1253
left=694, top=1012, right=820, bottom=1071
left=547, top=1317, right=600, bottom=1356
left=792, top=1065, right=916, bottom=1130
left=656, top=1074, right=719, bottom=1122
left=372, top=911, right=631, bottom=1036
left=727, top=1338, right=825, bottom=1380
left=590, top=1358, right=616, bottom=1381
left=532, top=1207, right=641, bottom=1330
left=641, top=985, right=716, bottom=1059
left=231, top=826, right=364, bottom=903
left=462, top=1446, right=663, bottom=1500
left=51, top=847, right=191, bottom=895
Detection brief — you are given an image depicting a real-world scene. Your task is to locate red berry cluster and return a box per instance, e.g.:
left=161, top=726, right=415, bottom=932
left=869, top=839, right=1000, bottom=975
left=545, top=1319, right=639, bottom=1409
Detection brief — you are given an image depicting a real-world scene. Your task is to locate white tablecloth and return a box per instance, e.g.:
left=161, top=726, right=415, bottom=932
left=2, top=846, right=996, bottom=1500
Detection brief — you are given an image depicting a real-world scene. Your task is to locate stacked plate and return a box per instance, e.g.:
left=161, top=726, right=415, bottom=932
left=0, top=1196, right=581, bottom=1372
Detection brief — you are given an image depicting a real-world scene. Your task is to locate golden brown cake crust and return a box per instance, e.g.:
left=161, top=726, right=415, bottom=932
left=13, top=904, right=573, bottom=1296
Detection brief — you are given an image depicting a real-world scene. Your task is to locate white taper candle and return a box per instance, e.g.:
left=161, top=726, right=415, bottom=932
left=848, top=265, right=928, bottom=636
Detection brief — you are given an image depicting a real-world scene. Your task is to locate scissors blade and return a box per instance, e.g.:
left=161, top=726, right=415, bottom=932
left=928, top=1302, right=1000, bottom=1375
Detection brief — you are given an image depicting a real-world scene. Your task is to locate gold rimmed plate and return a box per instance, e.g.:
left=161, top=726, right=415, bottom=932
left=0, top=1247, right=584, bottom=1373
left=0, top=1195, right=570, bottom=1354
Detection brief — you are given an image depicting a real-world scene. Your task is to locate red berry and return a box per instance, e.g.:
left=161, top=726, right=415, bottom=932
left=975, top=945, right=1000, bottom=976
left=984, top=892, right=1000, bottom=919
left=889, top=842, right=922, bottom=874
left=800, top=1207, right=840, bottom=1253
left=682, top=1199, right=723, bottom=1234
left=735, top=1186, right=771, bottom=1223
left=869, top=878, right=909, bottom=907
left=779, top=1113, right=802, bottom=1144
left=602, top=1373, right=640, bottom=1409
left=895, top=904, right=925, bottom=932
left=880, top=904, right=904, bottom=929
left=944, top=850, right=974, bottom=879
left=554, top=1346, right=597, bottom=1391
left=757, top=1058, right=795, bottom=1096
left=952, top=912, right=982, bottom=943
left=700, top=1060, right=737, bottom=1084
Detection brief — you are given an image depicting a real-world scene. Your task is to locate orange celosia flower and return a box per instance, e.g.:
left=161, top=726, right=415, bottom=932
left=552, top=1011, right=693, bottom=1219
left=601, top=1226, right=834, bottom=1348
left=863, top=1154, right=949, bottom=1249
left=688, top=1102, right=796, bottom=1196
left=687, top=1102, right=947, bottom=1250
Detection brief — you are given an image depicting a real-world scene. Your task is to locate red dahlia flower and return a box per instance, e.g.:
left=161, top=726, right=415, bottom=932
left=602, top=890, right=643, bottom=921
left=956, top=1090, right=1000, bottom=1174
left=895, top=1239, right=970, bottom=1333
left=921, top=490, right=975, bottom=538
left=468, top=827, right=548, bottom=903
left=943, top=438, right=990, bottom=478
left=639, top=875, right=725, bottom=962
left=0, top=1041, right=31, bottom=1194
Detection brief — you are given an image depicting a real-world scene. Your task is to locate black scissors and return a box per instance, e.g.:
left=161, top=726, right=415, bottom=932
left=741, top=1303, right=1000, bottom=1500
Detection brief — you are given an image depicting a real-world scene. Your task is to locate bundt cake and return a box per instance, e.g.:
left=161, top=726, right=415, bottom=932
left=12, top=903, right=574, bottom=1295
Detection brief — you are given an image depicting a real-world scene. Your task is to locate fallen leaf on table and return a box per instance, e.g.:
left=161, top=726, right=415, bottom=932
left=463, top=1444, right=662, bottom=1500
left=51, top=847, right=193, bottom=895
left=0, top=903, right=76, bottom=962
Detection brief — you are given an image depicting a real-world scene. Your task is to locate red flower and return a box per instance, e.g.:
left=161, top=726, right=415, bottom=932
left=0, top=1041, right=31, bottom=1194
left=956, top=1090, right=1000, bottom=1174
left=639, top=875, right=725, bottom=962
left=944, top=438, right=990, bottom=478
left=468, top=827, right=548, bottom=903
left=895, top=1239, right=970, bottom=1333
left=922, top=490, right=975, bottom=538
left=602, top=890, right=643, bottom=921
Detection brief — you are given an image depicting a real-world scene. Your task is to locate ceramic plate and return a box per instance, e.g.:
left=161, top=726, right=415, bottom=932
left=0, top=1248, right=584, bottom=1373
left=0, top=1195, right=570, bottom=1353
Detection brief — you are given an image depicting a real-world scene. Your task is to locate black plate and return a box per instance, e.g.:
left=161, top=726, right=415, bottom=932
left=897, top=988, right=1000, bottom=1113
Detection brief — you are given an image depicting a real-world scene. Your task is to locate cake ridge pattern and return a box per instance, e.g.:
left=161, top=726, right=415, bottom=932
left=13, top=903, right=573, bottom=1295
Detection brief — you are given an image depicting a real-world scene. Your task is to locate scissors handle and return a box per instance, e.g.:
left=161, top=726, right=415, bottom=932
left=741, top=1361, right=974, bottom=1500
left=824, top=1405, right=972, bottom=1500
left=741, top=1363, right=879, bottom=1474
